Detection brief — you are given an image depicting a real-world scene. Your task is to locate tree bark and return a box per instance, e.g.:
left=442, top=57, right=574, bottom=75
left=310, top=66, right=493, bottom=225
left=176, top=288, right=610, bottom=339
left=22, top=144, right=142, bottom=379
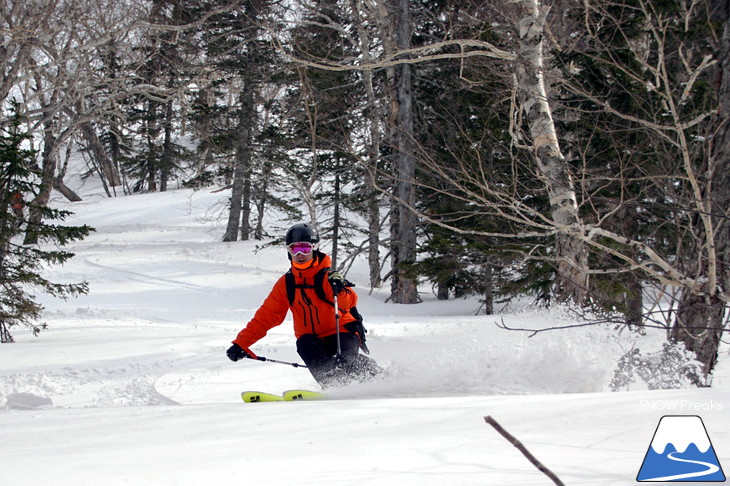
left=332, top=169, right=341, bottom=269
left=0, top=321, right=14, bottom=343
left=160, top=98, right=174, bottom=192
left=390, top=0, right=418, bottom=304
left=223, top=86, right=255, bottom=242
left=254, top=161, right=272, bottom=240
left=194, top=86, right=216, bottom=179
left=483, top=263, right=494, bottom=315
left=79, top=121, right=121, bottom=188
left=436, top=281, right=449, bottom=300
left=24, top=118, right=58, bottom=245
left=670, top=293, right=725, bottom=380
left=53, top=176, right=82, bottom=202
left=514, top=0, right=588, bottom=304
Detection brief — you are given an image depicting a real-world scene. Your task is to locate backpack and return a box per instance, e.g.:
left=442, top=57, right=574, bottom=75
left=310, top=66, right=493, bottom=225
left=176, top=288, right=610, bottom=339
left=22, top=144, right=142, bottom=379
left=284, top=268, right=369, bottom=353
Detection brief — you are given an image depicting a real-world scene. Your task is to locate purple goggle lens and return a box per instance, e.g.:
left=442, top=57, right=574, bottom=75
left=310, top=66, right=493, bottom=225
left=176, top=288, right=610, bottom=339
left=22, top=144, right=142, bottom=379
left=287, top=242, right=315, bottom=255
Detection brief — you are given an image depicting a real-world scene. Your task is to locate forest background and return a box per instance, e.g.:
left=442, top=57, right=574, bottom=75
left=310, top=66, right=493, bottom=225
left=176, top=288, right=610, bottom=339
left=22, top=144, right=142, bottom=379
left=1, top=0, right=729, bottom=384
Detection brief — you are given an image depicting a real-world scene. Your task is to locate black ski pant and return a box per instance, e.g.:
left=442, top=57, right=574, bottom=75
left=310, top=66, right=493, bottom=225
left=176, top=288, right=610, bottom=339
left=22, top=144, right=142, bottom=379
left=296, top=332, right=379, bottom=387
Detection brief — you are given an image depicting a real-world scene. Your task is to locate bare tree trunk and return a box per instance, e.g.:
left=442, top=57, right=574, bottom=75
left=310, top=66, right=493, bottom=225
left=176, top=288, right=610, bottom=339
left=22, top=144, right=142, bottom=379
left=143, top=103, right=158, bottom=192
left=254, top=161, right=272, bottom=240
left=24, top=126, right=57, bottom=245
left=390, top=0, right=418, bottom=304
left=160, top=98, right=174, bottom=192
left=436, top=281, right=449, bottom=300
left=53, top=141, right=82, bottom=202
left=53, top=177, right=82, bottom=202
left=240, top=164, right=252, bottom=241
left=223, top=87, right=254, bottom=242
left=367, top=179, right=382, bottom=288
left=195, top=86, right=216, bottom=178
left=483, top=263, right=494, bottom=315
left=332, top=169, right=341, bottom=269
left=625, top=275, right=643, bottom=327
left=223, top=156, right=245, bottom=242
left=670, top=293, right=725, bottom=380
left=514, top=0, right=588, bottom=304
left=0, top=321, right=14, bottom=343
left=79, top=121, right=121, bottom=187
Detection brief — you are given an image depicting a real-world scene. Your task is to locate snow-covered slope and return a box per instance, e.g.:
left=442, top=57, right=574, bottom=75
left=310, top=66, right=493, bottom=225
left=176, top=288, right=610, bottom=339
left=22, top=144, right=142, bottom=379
left=1, top=184, right=727, bottom=485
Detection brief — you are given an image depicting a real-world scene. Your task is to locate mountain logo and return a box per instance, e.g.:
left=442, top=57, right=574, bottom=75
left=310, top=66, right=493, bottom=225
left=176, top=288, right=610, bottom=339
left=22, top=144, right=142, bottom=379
left=637, top=415, right=725, bottom=482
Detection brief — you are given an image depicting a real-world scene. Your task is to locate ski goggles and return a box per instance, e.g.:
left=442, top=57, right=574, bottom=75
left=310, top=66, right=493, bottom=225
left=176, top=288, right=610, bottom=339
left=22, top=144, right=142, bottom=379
left=287, top=242, right=316, bottom=256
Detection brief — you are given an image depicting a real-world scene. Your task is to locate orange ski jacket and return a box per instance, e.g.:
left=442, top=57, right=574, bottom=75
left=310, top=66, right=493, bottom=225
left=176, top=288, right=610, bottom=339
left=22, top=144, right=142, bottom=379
left=232, top=253, right=358, bottom=350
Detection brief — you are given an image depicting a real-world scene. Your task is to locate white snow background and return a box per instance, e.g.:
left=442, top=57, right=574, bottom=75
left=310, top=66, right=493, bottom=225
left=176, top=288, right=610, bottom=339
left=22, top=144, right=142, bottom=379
left=1, top=174, right=728, bottom=485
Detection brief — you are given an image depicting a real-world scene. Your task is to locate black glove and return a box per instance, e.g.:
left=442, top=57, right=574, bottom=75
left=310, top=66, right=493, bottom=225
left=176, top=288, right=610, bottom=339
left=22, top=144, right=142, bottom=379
left=328, top=270, right=346, bottom=295
left=227, top=343, right=255, bottom=362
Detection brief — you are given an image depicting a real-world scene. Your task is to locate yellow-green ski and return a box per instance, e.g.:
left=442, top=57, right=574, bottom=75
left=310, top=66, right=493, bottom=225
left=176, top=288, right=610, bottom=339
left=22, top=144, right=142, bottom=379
left=241, top=390, right=326, bottom=403
left=282, top=389, right=326, bottom=401
left=241, top=391, right=284, bottom=403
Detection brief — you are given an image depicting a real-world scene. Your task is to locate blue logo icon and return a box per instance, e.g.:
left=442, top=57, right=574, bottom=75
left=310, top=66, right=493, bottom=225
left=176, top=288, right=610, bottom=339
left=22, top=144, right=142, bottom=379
left=637, top=415, right=725, bottom=482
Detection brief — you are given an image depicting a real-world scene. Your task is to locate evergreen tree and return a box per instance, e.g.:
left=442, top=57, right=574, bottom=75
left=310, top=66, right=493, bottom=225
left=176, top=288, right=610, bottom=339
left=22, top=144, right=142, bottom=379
left=408, top=0, right=553, bottom=305
left=185, top=0, right=289, bottom=242
left=285, top=0, right=370, bottom=262
left=0, top=110, right=93, bottom=343
left=122, top=0, right=197, bottom=193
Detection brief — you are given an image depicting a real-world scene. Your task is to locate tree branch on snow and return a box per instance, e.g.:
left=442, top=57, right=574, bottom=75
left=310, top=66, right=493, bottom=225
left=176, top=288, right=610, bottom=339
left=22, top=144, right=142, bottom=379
left=484, top=416, right=565, bottom=486
left=495, top=316, right=729, bottom=338
left=496, top=317, right=612, bottom=337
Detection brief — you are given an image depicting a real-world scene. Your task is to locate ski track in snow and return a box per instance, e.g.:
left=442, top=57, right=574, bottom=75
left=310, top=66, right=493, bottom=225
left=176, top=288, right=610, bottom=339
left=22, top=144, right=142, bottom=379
left=2, top=365, right=175, bottom=408
left=83, top=257, right=210, bottom=293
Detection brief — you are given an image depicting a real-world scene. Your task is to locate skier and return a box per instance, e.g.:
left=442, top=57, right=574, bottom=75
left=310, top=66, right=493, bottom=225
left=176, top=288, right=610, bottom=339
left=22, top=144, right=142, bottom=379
left=226, top=223, right=381, bottom=387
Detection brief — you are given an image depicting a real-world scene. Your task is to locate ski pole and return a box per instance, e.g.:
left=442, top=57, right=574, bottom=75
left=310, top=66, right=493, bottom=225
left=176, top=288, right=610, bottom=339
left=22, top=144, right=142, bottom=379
left=334, top=291, right=342, bottom=357
left=250, top=355, right=307, bottom=368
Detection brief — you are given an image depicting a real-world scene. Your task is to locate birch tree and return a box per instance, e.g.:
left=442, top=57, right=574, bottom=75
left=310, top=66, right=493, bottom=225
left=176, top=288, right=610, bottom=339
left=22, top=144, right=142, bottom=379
left=513, top=0, right=588, bottom=304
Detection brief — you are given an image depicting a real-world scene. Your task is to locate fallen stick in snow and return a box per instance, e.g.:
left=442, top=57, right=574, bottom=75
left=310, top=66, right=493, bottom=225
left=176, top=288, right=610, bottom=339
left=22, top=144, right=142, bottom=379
left=484, top=415, right=565, bottom=486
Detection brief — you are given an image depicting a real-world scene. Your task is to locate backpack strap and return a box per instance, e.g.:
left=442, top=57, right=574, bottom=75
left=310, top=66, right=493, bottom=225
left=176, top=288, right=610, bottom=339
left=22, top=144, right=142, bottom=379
left=284, top=267, right=334, bottom=307
left=285, top=269, right=296, bottom=306
left=313, top=267, right=334, bottom=306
